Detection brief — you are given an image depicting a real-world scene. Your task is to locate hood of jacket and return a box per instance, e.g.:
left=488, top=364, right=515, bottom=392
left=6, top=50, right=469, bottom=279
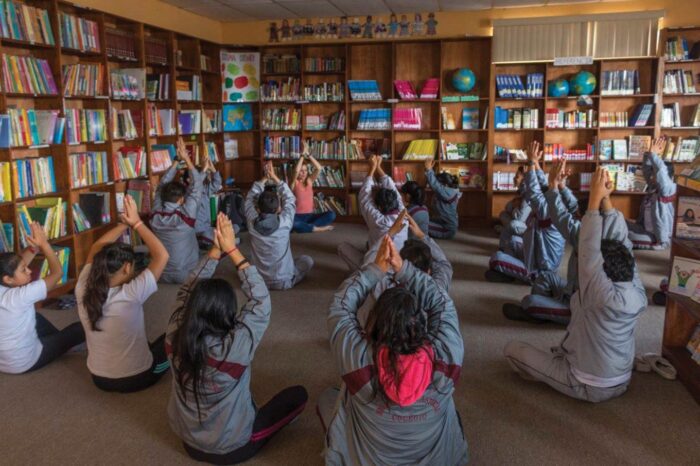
left=253, top=213, right=280, bottom=236
left=377, top=344, right=433, bottom=407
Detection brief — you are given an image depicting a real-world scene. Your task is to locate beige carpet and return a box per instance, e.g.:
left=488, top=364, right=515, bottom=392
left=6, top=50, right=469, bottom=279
left=1, top=224, right=699, bottom=465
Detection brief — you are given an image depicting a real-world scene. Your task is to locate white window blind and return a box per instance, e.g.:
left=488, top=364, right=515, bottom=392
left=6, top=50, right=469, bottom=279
left=492, top=11, right=663, bottom=63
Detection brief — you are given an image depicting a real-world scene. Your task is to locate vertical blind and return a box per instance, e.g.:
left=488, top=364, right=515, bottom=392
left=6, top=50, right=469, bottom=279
left=492, top=11, right=663, bottom=63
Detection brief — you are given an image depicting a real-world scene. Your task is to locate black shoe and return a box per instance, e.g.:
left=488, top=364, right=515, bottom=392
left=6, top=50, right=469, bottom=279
left=652, top=291, right=667, bottom=306
left=502, top=303, right=547, bottom=324
left=485, top=269, right=515, bottom=283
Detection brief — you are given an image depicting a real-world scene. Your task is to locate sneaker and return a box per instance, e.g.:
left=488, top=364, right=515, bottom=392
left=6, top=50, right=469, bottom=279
left=652, top=291, right=667, bottom=306
left=502, top=303, right=546, bottom=324
left=484, top=269, right=515, bottom=283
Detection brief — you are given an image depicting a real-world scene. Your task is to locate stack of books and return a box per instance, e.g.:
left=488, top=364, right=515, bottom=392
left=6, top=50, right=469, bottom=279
left=303, top=82, right=343, bottom=102
left=495, top=107, right=539, bottom=129
left=305, top=111, right=345, bottom=131
left=348, top=138, right=391, bottom=160
left=59, top=13, right=100, bottom=52
left=664, top=36, right=691, bottom=61
left=402, top=139, right=438, bottom=161
left=73, top=191, right=111, bottom=232
left=262, top=54, right=300, bottom=74
left=34, top=246, right=70, bottom=285
left=495, top=73, right=544, bottom=98
left=664, top=69, right=696, bottom=94
left=178, top=110, right=201, bottom=135
left=440, top=141, right=486, bottom=161
left=2, top=54, right=57, bottom=94
left=600, top=70, right=640, bottom=95
left=306, top=136, right=349, bottom=159
left=492, top=172, right=517, bottom=191
left=545, top=109, right=596, bottom=129
left=110, top=69, right=145, bottom=100
left=356, top=108, right=391, bottom=130
left=176, top=76, right=201, bottom=101
left=493, top=145, right=528, bottom=163
left=348, top=80, right=382, bottom=101
left=662, top=137, right=700, bottom=162
left=148, top=106, right=176, bottom=136
left=113, top=146, right=146, bottom=180
left=0, top=219, right=13, bottom=252
left=69, top=151, right=109, bottom=188
left=394, top=80, right=418, bottom=99
left=66, top=109, right=107, bottom=144
left=419, top=78, right=439, bottom=99
left=314, top=194, right=346, bottom=215
left=6, top=109, right=64, bottom=147
left=261, top=77, right=301, bottom=101
left=13, top=156, right=56, bottom=198
left=392, top=107, right=423, bottom=130
left=17, top=197, right=67, bottom=246
left=661, top=103, right=683, bottom=128
left=146, top=73, right=170, bottom=101
left=63, top=63, right=105, bottom=97
left=150, top=144, right=175, bottom=172
left=111, top=108, right=141, bottom=140
left=203, top=110, right=221, bottom=133
left=599, top=111, right=630, bottom=128
left=264, top=135, right=301, bottom=159
left=105, top=28, right=137, bottom=61
left=0, top=0, right=55, bottom=45
left=304, top=57, right=343, bottom=73
left=312, top=165, right=345, bottom=188
left=629, top=103, right=654, bottom=127
left=262, top=107, right=301, bottom=130
left=0, top=162, right=11, bottom=202
left=599, top=139, right=630, bottom=161
left=543, top=143, right=596, bottom=161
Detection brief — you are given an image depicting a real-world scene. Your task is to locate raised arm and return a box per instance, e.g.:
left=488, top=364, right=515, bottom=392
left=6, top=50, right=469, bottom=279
left=123, top=195, right=169, bottom=280
left=546, top=189, right=580, bottom=247
left=277, top=181, right=297, bottom=229
left=153, top=163, right=178, bottom=210
left=307, top=155, right=323, bottom=184
left=647, top=148, right=676, bottom=196
left=423, top=237, right=453, bottom=292
left=509, top=198, right=531, bottom=235
left=424, top=159, right=452, bottom=203
left=524, top=168, right=548, bottom=218
left=244, top=180, right=266, bottom=224
left=24, top=222, right=63, bottom=290
left=290, top=148, right=306, bottom=191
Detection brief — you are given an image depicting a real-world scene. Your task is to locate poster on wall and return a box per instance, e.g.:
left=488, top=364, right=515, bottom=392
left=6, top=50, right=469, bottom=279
left=221, top=51, right=260, bottom=102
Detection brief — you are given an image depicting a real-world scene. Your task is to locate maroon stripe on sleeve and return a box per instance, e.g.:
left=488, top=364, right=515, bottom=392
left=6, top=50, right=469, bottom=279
left=434, top=361, right=461, bottom=383
left=208, top=358, right=247, bottom=379
left=342, top=365, right=374, bottom=395
left=150, top=210, right=196, bottom=228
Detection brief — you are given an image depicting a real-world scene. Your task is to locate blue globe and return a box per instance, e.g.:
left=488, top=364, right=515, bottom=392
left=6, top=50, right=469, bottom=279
left=452, top=68, right=476, bottom=93
left=547, top=78, right=570, bottom=97
left=569, top=71, right=597, bottom=95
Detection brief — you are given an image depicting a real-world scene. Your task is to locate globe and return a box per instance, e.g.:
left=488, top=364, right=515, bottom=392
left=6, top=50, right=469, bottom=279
left=452, top=68, right=476, bottom=93
left=547, top=78, right=570, bottom=97
left=569, top=71, right=597, bottom=95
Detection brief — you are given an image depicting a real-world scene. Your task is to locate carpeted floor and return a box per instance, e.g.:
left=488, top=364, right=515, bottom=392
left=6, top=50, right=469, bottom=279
left=1, top=224, right=699, bottom=465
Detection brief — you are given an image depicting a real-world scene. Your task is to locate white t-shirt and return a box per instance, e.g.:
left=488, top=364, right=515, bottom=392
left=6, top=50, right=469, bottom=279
left=0, top=280, right=47, bottom=374
left=76, top=264, right=158, bottom=378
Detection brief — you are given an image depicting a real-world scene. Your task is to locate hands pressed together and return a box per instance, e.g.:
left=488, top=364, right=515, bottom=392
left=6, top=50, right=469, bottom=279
left=587, top=167, right=614, bottom=211
left=374, top=234, right=403, bottom=274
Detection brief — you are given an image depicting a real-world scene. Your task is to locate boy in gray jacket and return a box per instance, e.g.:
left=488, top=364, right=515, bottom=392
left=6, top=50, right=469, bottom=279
left=425, top=159, right=462, bottom=239
left=319, top=235, right=468, bottom=465
left=193, top=157, right=223, bottom=246
left=150, top=139, right=206, bottom=284
left=498, top=169, right=531, bottom=258
left=245, top=162, right=313, bottom=290
left=504, top=167, right=647, bottom=402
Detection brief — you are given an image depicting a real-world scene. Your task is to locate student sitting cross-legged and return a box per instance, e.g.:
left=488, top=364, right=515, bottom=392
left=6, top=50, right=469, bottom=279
left=401, top=181, right=429, bottom=239
left=291, top=143, right=336, bottom=234
left=76, top=195, right=171, bottom=393
left=0, top=223, right=85, bottom=374
left=319, top=235, right=468, bottom=465
left=150, top=138, right=206, bottom=283
left=166, top=213, right=307, bottom=465
left=337, top=155, right=407, bottom=271
left=504, top=167, right=647, bottom=402
left=497, top=168, right=531, bottom=259
left=424, top=158, right=462, bottom=239
left=245, top=161, right=313, bottom=290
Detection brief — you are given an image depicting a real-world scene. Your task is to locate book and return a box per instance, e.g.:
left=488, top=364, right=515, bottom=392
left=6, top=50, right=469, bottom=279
left=676, top=196, right=700, bottom=240
left=63, top=63, right=105, bottom=97
left=306, top=136, right=349, bottom=160
left=419, top=78, right=439, bottom=99
left=264, top=135, right=300, bottom=159
left=126, top=179, right=152, bottom=214
left=356, top=108, right=391, bottom=130
left=663, top=69, right=696, bottom=94
left=113, top=146, right=146, bottom=180
left=223, top=104, right=254, bottom=131
left=203, top=109, right=221, bottom=133
left=59, top=12, right=99, bottom=51
left=263, top=53, right=300, bottom=74
left=111, top=108, right=141, bottom=140
left=2, top=54, right=58, bottom=95
left=224, top=138, right=238, bottom=160
left=204, top=142, right=219, bottom=164
left=495, top=107, right=539, bottom=129
left=312, top=165, right=345, bottom=188
left=178, top=109, right=201, bottom=135
left=0, top=161, right=11, bottom=202
left=313, top=193, right=347, bottom=216
left=0, top=1, right=55, bottom=45
left=146, top=73, right=170, bottom=101
left=0, top=219, right=13, bottom=252
left=66, top=109, right=107, bottom=144
left=628, top=135, right=651, bottom=162
left=302, top=82, right=343, bottom=102
left=303, top=56, right=343, bottom=73
left=601, top=70, right=640, bottom=95
left=110, top=68, right=145, bottom=100
left=147, top=105, right=175, bottom=136
left=402, top=139, right=438, bottom=161
left=394, top=80, right=418, bottom=100
left=145, top=37, right=168, bottom=65
left=261, top=77, right=301, bottom=101
left=665, top=36, right=690, bottom=61
left=6, top=109, right=63, bottom=146
left=69, top=151, right=109, bottom=188
left=73, top=191, right=110, bottom=232
left=545, top=108, right=596, bottom=129
left=12, top=156, right=56, bottom=198
left=668, top=255, right=700, bottom=297
left=261, top=107, right=300, bottom=130
left=496, top=73, right=543, bottom=98
left=150, top=144, right=175, bottom=172
left=348, top=80, right=382, bottom=100
left=17, top=197, right=66, bottom=246
left=440, top=141, right=486, bottom=161
left=392, top=107, right=422, bottom=130
left=628, top=104, right=654, bottom=127
left=661, top=103, right=682, bottom=128
left=32, top=246, right=70, bottom=285
left=461, top=107, right=479, bottom=129
left=348, top=138, right=391, bottom=160
left=175, top=75, right=201, bottom=101
left=105, top=27, right=137, bottom=61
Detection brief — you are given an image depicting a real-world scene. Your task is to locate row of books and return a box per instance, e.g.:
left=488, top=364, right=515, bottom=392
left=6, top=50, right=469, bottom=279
left=314, top=194, right=347, bottom=216
left=600, top=70, right=641, bottom=95
left=59, top=12, right=99, bottom=52
left=307, top=137, right=349, bottom=159
left=264, top=135, right=301, bottom=159
left=394, top=78, right=439, bottom=100
left=175, top=75, right=201, bottom=101
left=390, top=167, right=416, bottom=187
left=110, top=69, right=144, bottom=100
left=150, top=144, right=175, bottom=172
left=262, top=107, right=301, bottom=130
left=178, top=110, right=201, bottom=135
left=493, top=171, right=519, bottom=191
left=204, top=141, right=219, bottom=164
left=663, top=69, right=696, bottom=94
left=392, top=107, right=423, bottom=130
left=63, top=63, right=105, bottom=97
left=145, top=37, right=168, bottom=65
left=17, top=197, right=67, bottom=247
left=263, top=54, right=300, bottom=74
left=2, top=54, right=57, bottom=95
left=402, top=139, right=438, bottom=161
left=659, top=137, right=700, bottom=162
left=112, top=109, right=141, bottom=140
left=441, top=141, right=487, bottom=161
left=543, top=143, right=596, bottom=162
left=73, top=192, right=111, bottom=232
left=664, top=36, right=692, bottom=61
left=69, top=151, right=109, bottom=188
left=113, top=146, right=147, bottom=180
left=0, top=161, right=9, bottom=202
left=356, top=108, right=391, bottom=130
left=148, top=106, right=176, bottom=136
left=147, top=73, right=170, bottom=101
left=304, top=57, right=343, bottom=73
left=305, top=111, right=345, bottom=131
left=0, top=0, right=55, bottom=45
left=261, top=77, right=300, bottom=102
left=495, top=73, right=544, bottom=98
left=443, top=166, right=486, bottom=190
left=348, top=80, right=382, bottom=101
left=441, top=107, right=486, bottom=130
left=312, top=165, right=346, bottom=188
left=545, top=109, right=596, bottom=129
left=105, top=28, right=137, bottom=61
left=662, top=103, right=700, bottom=128
left=599, top=111, right=632, bottom=128
left=2, top=109, right=64, bottom=147
left=66, top=109, right=107, bottom=144
left=303, top=82, right=344, bottom=102
left=495, top=107, right=539, bottom=129
left=13, top=156, right=56, bottom=198
left=493, top=145, right=527, bottom=163
left=0, top=219, right=13, bottom=252
left=599, top=137, right=651, bottom=161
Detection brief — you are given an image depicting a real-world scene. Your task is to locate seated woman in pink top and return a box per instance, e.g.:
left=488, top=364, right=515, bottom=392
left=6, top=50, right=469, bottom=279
left=291, top=146, right=336, bottom=234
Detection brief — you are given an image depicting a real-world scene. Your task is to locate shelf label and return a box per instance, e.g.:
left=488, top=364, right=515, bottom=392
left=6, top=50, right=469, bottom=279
left=387, top=98, right=399, bottom=103
left=460, top=96, right=479, bottom=102
left=554, top=56, right=593, bottom=66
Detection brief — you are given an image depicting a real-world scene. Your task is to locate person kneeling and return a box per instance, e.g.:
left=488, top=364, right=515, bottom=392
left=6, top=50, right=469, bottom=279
left=504, top=168, right=647, bottom=402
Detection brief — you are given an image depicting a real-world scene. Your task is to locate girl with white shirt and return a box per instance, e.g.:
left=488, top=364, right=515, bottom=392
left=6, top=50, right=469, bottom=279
left=0, top=222, right=85, bottom=374
left=76, top=195, right=170, bottom=392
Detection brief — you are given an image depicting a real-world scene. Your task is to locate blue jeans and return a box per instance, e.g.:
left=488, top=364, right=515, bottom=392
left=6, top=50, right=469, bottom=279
left=293, top=211, right=336, bottom=233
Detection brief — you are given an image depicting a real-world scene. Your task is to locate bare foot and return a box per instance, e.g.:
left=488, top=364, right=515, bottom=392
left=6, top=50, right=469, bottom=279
left=313, top=225, right=334, bottom=233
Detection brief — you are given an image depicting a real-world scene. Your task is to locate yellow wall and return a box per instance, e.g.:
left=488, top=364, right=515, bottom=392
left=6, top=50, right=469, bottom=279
left=73, top=0, right=223, bottom=42
left=222, top=0, right=700, bottom=45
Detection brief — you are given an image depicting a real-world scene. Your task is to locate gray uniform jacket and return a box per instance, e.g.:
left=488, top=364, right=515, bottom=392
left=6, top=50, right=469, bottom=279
left=151, top=165, right=205, bottom=283
left=638, top=151, right=676, bottom=245
left=166, top=258, right=272, bottom=454
left=407, top=204, right=430, bottom=239
left=561, top=211, right=647, bottom=387
left=244, top=181, right=296, bottom=288
left=522, top=169, right=565, bottom=275
left=359, top=175, right=408, bottom=250
left=325, top=262, right=468, bottom=466
left=426, top=169, right=462, bottom=234
left=194, top=172, right=223, bottom=240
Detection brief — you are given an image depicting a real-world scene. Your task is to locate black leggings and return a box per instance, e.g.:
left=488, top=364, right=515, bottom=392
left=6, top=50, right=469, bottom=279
left=183, top=385, right=308, bottom=465
left=27, top=313, right=85, bottom=372
left=91, top=334, right=170, bottom=393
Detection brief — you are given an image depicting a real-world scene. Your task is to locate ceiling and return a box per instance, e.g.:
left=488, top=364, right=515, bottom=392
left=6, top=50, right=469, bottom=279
left=162, top=0, right=625, bottom=23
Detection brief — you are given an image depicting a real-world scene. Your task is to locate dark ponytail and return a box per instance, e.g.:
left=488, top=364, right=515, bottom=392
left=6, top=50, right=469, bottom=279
left=401, top=181, right=425, bottom=206
left=437, top=172, right=459, bottom=189
left=0, top=253, right=22, bottom=287
left=83, top=243, right=136, bottom=331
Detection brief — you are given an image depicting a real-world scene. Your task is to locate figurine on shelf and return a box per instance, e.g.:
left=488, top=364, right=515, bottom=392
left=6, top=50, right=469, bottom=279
left=280, top=19, right=292, bottom=41
left=303, top=19, right=314, bottom=38
left=328, top=18, right=339, bottom=39
left=426, top=12, right=438, bottom=36
left=399, top=14, right=410, bottom=37
left=388, top=14, right=399, bottom=38
left=412, top=13, right=424, bottom=36
left=292, top=19, right=303, bottom=40
left=362, top=15, right=373, bottom=39
left=339, top=16, right=351, bottom=39
left=315, top=19, right=328, bottom=39
left=350, top=17, right=361, bottom=38
left=269, top=22, right=279, bottom=43
left=374, top=17, right=387, bottom=38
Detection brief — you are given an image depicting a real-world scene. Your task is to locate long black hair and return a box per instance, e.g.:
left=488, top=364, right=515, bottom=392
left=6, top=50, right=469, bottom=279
left=366, top=287, right=430, bottom=404
left=169, top=278, right=239, bottom=420
left=436, top=172, right=459, bottom=189
left=401, top=181, right=425, bottom=206
left=83, top=243, right=136, bottom=331
left=0, top=253, right=22, bottom=287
